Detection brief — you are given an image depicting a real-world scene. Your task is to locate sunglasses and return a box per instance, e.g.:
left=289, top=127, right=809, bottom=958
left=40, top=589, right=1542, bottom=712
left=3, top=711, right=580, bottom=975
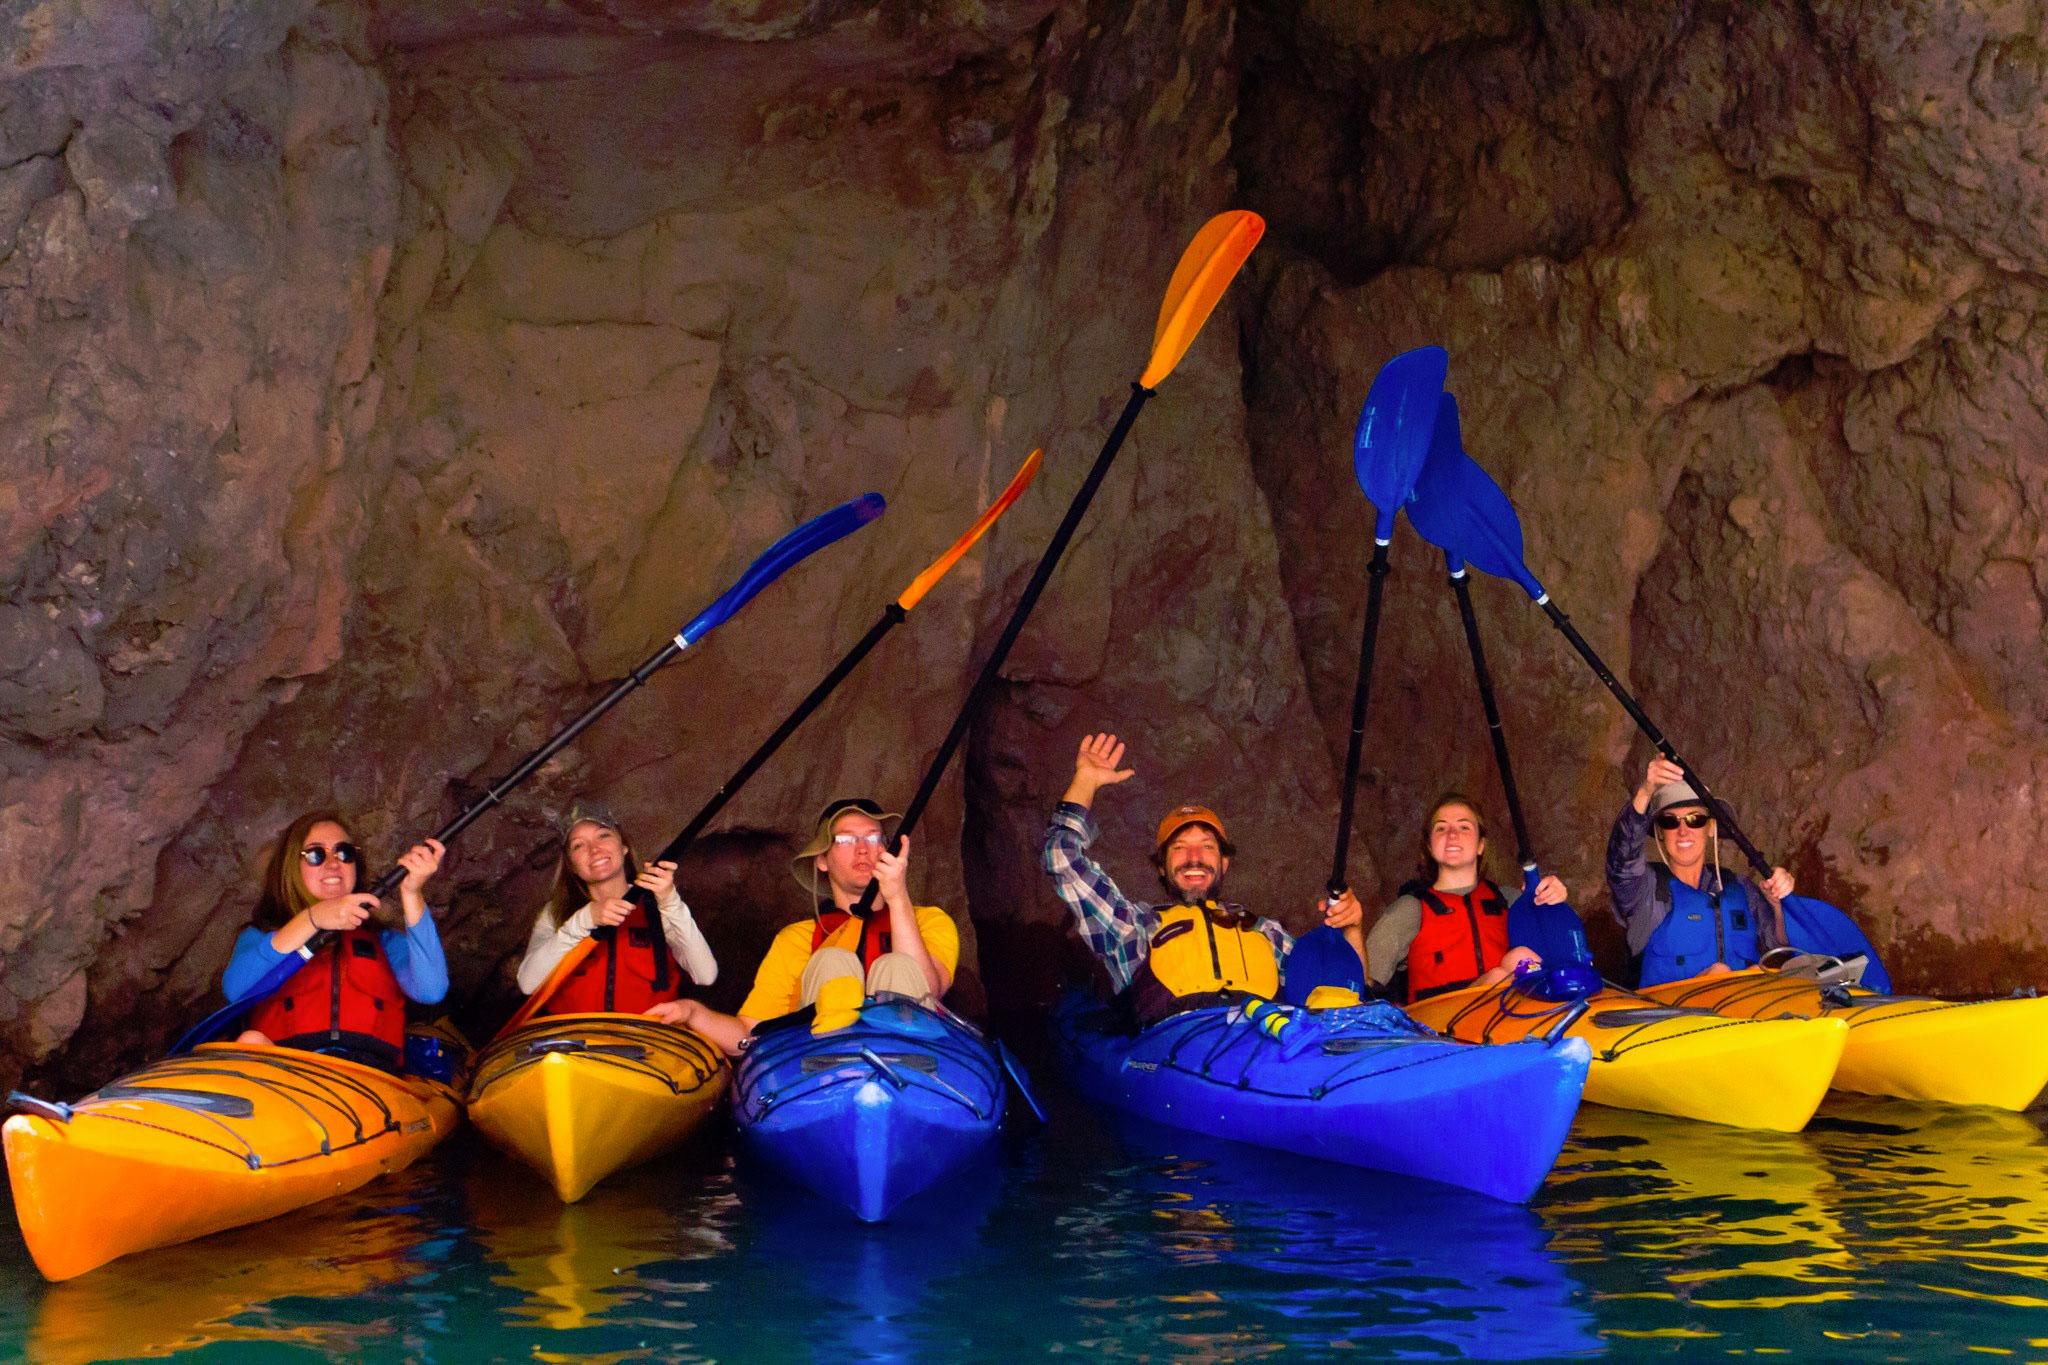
left=1655, top=812, right=1711, bottom=831
left=831, top=832, right=885, bottom=848
left=300, top=842, right=360, bottom=867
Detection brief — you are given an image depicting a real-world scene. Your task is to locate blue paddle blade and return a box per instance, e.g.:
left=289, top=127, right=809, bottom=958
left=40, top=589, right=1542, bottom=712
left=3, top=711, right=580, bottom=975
left=1406, top=395, right=1547, bottom=601
left=676, top=492, right=886, bottom=648
left=1781, top=893, right=1892, bottom=993
left=1507, top=866, right=1601, bottom=1000
left=1352, top=346, right=1449, bottom=542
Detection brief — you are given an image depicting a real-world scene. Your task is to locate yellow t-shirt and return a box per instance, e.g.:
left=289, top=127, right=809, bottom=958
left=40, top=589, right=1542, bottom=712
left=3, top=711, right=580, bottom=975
left=739, top=905, right=960, bottom=1022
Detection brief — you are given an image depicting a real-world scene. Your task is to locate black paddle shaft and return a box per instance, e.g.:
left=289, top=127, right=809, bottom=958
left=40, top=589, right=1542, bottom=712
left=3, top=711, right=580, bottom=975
left=1329, top=540, right=1392, bottom=897
left=1448, top=568, right=1535, bottom=869
left=851, top=382, right=1157, bottom=914
left=321, top=634, right=689, bottom=944
left=1535, top=599, right=1776, bottom=880
left=654, top=606, right=905, bottom=867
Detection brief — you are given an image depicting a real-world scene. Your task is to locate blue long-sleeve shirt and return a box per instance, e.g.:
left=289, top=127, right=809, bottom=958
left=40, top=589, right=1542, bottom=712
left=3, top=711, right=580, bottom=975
left=223, top=914, right=449, bottom=1005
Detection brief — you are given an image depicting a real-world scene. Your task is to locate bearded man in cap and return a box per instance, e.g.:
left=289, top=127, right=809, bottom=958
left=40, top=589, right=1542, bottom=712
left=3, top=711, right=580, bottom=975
left=647, top=797, right=958, bottom=1054
left=1042, top=732, right=1300, bottom=1026
left=1606, top=756, right=1795, bottom=987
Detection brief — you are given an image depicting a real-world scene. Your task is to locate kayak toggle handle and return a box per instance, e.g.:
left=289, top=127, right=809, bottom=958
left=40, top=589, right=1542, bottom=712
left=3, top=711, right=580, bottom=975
left=1540, top=998, right=1592, bottom=1044
left=6, top=1091, right=72, bottom=1123
left=860, top=1047, right=910, bottom=1090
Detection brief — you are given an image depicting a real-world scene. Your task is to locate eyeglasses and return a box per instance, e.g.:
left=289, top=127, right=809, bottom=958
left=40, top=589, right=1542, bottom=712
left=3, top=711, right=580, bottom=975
left=1655, top=812, right=1711, bottom=831
left=832, top=832, right=885, bottom=848
left=300, top=842, right=360, bottom=867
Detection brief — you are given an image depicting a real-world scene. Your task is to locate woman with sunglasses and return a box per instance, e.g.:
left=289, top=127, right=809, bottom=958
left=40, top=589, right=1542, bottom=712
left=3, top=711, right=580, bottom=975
left=224, top=810, right=449, bottom=1070
left=1606, top=757, right=1795, bottom=986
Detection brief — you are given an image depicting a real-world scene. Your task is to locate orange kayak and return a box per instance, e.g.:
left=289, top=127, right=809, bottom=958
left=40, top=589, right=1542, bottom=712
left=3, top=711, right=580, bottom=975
left=4, top=1043, right=460, bottom=1281
left=1405, top=980, right=1846, bottom=1131
left=1639, top=968, right=2048, bottom=1110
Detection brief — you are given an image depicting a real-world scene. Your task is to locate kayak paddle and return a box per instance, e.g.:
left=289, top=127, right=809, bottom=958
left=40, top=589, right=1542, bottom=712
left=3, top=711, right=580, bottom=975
left=171, top=492, right=888, bottom=1054
left=1329, top=345, right=1447, bottom=899
left=1403, top=408, right=1892, bottom=991
left=848, top=209, right=1266, bottom=917
left=503, top=451, right=1045, bottom=1033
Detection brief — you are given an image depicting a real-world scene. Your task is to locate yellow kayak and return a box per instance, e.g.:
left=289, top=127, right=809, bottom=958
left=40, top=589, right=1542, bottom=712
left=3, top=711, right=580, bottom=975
left=466, top=1013, right=728, bottom=1203
left=4, top=1043, right=460, bottom=1282
left=1639, top=968, right=2048, bottom=1109
left=1405, top=981, right=1847, bottom=1132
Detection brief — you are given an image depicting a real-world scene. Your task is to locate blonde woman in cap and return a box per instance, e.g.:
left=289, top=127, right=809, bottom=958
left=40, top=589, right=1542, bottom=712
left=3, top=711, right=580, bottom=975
left=644, top=798, right=960, bottom=1056
left=1605, top=756, right=1794, bottom=987
left=515, top=801, right=717, bottom=1016
left=1043, top=733, right=1299, bottom=1027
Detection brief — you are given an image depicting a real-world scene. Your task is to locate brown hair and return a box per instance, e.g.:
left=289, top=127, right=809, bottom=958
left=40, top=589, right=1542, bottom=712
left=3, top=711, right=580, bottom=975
left=1417, top=793, right=1491, bottom=887
left=541, top=819, right=641, bottom=928
left=253, top=809, right=355, bottom=931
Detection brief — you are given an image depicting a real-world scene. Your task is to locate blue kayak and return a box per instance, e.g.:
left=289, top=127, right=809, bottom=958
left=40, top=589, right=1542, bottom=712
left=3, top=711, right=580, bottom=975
left=733, top=997, right=1005, bottom=1222
left=1055, top=995, right=1590, bottom=1203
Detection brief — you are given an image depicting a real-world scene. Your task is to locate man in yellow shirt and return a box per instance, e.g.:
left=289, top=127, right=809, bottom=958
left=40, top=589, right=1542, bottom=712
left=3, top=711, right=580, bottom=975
left=647, top=798, right=959, bottom=1055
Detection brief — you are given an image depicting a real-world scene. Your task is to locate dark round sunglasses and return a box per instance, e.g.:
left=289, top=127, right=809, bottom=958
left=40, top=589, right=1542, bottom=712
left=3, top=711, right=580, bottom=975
left=1655, top=812, right=1711, bottom=831
left=299, top=842, right=360, bottom=867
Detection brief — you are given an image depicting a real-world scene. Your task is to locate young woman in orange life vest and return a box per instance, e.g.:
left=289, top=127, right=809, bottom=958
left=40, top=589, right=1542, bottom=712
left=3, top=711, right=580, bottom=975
left=225, top=810, right=450, bottom=1072
left=514, top=802, right=717, bottom=1018
left=1357, top=794, right=1560, bottom=1004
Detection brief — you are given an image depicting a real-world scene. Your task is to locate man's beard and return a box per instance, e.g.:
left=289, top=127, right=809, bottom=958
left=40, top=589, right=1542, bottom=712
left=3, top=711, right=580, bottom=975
left=1165, top=864, right=1221, bottom=905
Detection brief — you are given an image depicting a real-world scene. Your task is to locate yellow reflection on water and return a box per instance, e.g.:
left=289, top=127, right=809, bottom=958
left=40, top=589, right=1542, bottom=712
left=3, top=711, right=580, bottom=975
left=27, top=1165, right=435, bottom=1364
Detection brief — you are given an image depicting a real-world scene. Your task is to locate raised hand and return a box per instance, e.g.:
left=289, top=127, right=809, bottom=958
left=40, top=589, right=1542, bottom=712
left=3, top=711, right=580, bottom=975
left=1532, top=875, right=1568, bottom=906
left=397, top=838, right=445, bottom=894
left=1633, top=756, right=1688, bottom=811
left=875, top=835, right=911, bottom=905
left=1320, top=889, right=1363, bottom=929
left=1065, top=732, right=1136, bottom=808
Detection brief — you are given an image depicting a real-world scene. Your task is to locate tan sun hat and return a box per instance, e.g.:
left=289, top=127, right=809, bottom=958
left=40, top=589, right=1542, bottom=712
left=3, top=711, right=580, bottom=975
left=1646, top=781, right=1709, bottom=823
left=788, top=797, right=901, bottom=893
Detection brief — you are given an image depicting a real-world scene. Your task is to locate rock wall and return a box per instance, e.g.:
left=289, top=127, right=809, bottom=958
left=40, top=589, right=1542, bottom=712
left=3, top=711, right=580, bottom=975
left=4, top=0, right=2046, bottom=1092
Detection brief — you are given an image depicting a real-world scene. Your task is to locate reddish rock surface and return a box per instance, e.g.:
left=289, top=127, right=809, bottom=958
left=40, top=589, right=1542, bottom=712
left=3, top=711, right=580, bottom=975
left=3, top=0, right=2045, bottom=1092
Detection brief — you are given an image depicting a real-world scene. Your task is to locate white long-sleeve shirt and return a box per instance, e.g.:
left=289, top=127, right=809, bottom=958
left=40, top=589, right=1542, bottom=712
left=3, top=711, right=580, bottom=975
left=515, top=886, right=718, bottom=995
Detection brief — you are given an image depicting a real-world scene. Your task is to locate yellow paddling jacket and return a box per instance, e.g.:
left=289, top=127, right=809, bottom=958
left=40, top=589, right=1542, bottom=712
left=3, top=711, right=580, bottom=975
left=1128, top=900, right=1281, bottom=1025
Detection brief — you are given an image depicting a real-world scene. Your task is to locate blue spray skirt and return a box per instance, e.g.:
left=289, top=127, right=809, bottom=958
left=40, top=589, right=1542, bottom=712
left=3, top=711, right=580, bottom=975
left=733, top=998, right=1005, bottom=1222
left=1055, top=995, right=1590, bottom=1204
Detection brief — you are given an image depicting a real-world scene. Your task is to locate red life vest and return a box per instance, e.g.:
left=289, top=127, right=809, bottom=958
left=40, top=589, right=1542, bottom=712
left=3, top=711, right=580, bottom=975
left=811, top=906, right=891, bottom=970
left=247, top=928, right=406, bottom=1068
left=1407, top=881, right=1512, bottom=1003
left=544, top=902, right=681, bottom=1016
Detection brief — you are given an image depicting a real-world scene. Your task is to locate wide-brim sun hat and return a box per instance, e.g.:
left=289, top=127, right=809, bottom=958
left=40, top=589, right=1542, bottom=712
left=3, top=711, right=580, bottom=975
left=1646, top=781, right=1710, bottom=823
left=789, top=797, right=902, bottom=892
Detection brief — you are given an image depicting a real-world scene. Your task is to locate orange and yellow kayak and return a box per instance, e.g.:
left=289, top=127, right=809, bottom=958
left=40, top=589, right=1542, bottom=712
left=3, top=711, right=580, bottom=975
left=1405, top=981, right=1847, bottom=1131
left=1639, top=968, right=2048, bottom=1110
left=4, top=1043, right=460, bottom=1281
left=466, top=1013, right=727, bottom=1203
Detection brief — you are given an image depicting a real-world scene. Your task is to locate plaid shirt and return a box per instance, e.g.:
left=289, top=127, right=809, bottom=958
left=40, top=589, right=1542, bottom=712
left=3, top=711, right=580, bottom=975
left=1041, top=801, right=1294, bottom=992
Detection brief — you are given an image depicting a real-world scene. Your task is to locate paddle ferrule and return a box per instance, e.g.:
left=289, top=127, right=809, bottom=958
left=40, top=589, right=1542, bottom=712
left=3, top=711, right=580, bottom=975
left=851, top=383, right=1157, bottom=916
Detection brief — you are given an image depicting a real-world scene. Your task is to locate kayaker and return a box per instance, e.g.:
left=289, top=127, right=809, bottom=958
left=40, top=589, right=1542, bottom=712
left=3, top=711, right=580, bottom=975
left=1293, top=793, right=1554, bottom=1004
left=514, top=801, right=718, bottom=1014
left=646, top=797, right=959, bottom=1054
left=226, top=810, right=449, bottom=1071
left=1042, top=732, right=1296, bottom=1026
left=1607, top=756, right=1794, bottom=985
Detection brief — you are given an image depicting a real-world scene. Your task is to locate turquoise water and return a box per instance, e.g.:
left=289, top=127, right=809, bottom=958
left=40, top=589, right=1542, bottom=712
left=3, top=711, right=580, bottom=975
left=6, top=1074, right=2048, bottom=1360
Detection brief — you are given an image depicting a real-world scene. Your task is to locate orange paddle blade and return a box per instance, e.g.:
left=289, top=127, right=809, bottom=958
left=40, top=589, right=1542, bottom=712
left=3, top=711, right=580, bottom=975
left=896, top=448, right=1045, bottom=612
left=493, top=936, right=595, bottom=1040
left=1138, top=210, right=1266, bottom=390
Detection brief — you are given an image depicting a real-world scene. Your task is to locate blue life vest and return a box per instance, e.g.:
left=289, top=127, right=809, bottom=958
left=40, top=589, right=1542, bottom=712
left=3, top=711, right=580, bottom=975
left=1639, top=868, right=1764, bottom=986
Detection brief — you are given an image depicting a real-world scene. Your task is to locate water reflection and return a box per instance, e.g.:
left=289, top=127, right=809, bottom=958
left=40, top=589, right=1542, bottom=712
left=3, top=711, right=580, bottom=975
left=1062, top=1110, right=1601, bottom=1359
left=26, top=1163, right=444, bottom=1362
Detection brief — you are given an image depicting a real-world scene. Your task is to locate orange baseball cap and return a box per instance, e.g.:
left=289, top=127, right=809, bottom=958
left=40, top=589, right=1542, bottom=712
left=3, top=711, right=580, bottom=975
left=1156, top=804, right=1229, bottom=851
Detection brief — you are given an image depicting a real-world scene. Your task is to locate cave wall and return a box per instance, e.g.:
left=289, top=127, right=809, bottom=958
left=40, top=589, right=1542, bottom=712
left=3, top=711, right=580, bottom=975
left=4, top=0, right=2046, bottom=1092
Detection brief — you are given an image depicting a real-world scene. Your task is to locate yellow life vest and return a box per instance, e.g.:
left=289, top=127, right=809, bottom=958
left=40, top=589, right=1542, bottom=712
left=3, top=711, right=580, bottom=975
left=1140, top=901, right=1280, bottom=999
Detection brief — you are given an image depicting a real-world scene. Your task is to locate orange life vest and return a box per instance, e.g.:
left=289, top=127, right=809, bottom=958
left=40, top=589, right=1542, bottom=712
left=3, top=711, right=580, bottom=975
left=544, top=899, right=679, bottom=1016
left=247, top=928, right=405, bottom=1068
left=1408, top=881, right=1512, bottom=1003
left=811, top=905, right=892, bottom=969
